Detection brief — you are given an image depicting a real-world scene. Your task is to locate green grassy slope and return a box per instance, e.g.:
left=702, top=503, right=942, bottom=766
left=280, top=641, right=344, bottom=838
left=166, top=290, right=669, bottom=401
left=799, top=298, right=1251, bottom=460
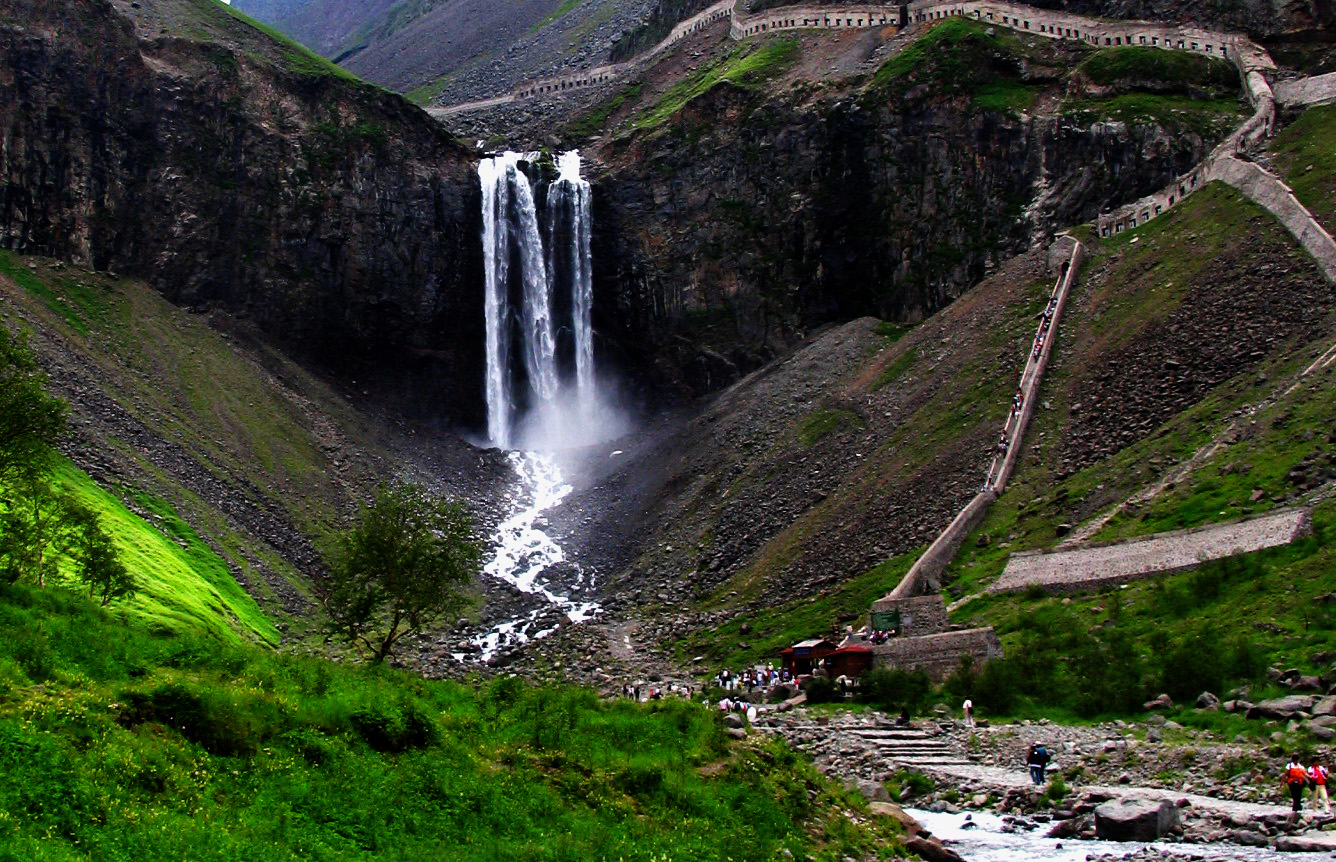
left=53, top=462, right=278, bottom=645
left=0, top=252, right=408, bottom=636
left=0, top=584, right=901, bottom=861
left=943, top=182, right=1335, bottom=599
left=1270, top=103, right=1336, bottom=229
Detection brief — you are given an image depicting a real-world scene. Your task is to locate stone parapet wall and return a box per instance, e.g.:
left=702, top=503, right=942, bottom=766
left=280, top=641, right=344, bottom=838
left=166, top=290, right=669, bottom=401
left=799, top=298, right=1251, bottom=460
left=871, top=627, right=1003, bottom=680
left=990, top=508, right=1312, bottom=595
left=730, top=5, right=901, bottom=38
left=867, top=593, right=950, bottom=635
left=1275, top=72, right=1336, bottom=107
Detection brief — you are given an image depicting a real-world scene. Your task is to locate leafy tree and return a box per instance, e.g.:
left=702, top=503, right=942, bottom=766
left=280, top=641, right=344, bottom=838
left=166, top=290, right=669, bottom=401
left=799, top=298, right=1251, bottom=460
left=0, top=325, right=66, bottom=480
left=0, top=474, right=76, bottom=587
left=322, top=482, right=481, bottom=663
left=66, top=504, right=136, bottom=605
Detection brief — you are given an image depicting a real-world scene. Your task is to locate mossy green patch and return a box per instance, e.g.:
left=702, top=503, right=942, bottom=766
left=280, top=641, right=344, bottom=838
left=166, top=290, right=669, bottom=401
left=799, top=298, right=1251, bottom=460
left=533, top=0, right=588, bottom=33
left=633, top=37, right=799, bottom=131
left=564, top=82, right=644, bottom=139
left=1077, top=45, right=1238, bottom=91
left=796, top=408, right=864, bottom=447
left=869, top=16, right=1052, bottom=110
left=0, top=251, right=105, bottom=336
left=51, top=462, right=278, bottom=645
left=871, top=347, right=917, bottom=392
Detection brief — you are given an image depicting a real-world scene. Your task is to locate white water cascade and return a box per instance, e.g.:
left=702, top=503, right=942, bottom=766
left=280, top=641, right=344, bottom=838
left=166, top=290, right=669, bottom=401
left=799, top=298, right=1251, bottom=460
left=547, top=150, right=596, bottom=422
left=470, top=150, right=609, bottom=660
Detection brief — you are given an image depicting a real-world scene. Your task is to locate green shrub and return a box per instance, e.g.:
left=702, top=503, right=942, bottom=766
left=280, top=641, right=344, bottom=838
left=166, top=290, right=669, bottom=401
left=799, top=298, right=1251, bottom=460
left=804, top=675, right=838, bottom=704
left=860, top=667, right=932, bottom=713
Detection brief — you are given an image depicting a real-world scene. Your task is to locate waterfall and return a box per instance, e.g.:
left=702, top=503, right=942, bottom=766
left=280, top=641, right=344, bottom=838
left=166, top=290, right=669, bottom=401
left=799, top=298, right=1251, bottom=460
left=478, top=150, right=597, bottom=450
left=469, top=150, right=607, bottom=661
left=548, top=150, right=596, bottom=420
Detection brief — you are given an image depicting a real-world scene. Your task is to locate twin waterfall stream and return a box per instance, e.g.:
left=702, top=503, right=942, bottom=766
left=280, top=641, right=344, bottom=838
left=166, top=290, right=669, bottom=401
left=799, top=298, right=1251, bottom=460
left=468, top=151, right=605, bottom=661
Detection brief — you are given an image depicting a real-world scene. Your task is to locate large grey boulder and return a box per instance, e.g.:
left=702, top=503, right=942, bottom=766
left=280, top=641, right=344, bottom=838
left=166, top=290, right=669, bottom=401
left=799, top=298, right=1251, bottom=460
left=1312, top=695, right=1336, bottom=716
left=1094, top=797, right=1182, bottom=842
left=1195, top=691, right=1220, bottom=710
left=1248, top=695, right=1317, bottom=719
left=1277, top=831, right=1336, bottom=851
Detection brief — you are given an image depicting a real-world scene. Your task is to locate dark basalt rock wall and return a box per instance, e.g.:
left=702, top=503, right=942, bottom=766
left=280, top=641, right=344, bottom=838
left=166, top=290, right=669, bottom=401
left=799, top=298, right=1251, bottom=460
left=0, top=0, right=486, bottom=426
left=590, top=80, right=1212, bottom=400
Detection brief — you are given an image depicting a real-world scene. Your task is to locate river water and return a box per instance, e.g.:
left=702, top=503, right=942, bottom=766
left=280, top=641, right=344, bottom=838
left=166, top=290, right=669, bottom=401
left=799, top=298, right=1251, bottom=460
left=469, top=451, right=600, bottom=660
left=910, top=809, right=1333, bottom=861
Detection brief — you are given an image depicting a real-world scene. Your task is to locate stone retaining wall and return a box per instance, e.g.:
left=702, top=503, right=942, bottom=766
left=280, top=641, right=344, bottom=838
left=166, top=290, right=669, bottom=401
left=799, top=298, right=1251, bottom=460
left=866, top=593, right=949, bottom=635
left=871, top=627, right=1003, bottom=679
left=989, top=507, right=1312, bottom=595
left=879, top=236, right=1082, bottom=603
left=1207, top=156, right=1336, bottom=283
left=1275, top=72, right=1336, bottom=107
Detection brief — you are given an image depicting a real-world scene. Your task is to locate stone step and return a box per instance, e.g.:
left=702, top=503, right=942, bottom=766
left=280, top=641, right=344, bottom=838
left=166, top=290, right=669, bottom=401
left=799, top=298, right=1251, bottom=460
left=884, top=755, right=977, bottom=767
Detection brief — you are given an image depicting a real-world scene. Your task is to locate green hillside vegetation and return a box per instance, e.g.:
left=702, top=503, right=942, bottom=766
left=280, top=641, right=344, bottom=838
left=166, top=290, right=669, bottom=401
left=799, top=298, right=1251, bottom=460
left=951, top=498, right=1336, bottom=720
left=53, top=461, right=278, bottom=645
left=0, top=583, right=902, bottom=861
left=868, top=18, right=1048, bottom=112
left=0, top=253, right=404, bottom=631
left=1270, top=103, right=1336, bottom=228
left=632, top=37, right=800, bottom=130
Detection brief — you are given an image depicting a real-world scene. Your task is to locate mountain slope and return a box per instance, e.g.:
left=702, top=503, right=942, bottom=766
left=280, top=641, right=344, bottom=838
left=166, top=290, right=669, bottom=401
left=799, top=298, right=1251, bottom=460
left=0, top=0, right=484, bottom=428
left=0, top=250, right=510, bottom=645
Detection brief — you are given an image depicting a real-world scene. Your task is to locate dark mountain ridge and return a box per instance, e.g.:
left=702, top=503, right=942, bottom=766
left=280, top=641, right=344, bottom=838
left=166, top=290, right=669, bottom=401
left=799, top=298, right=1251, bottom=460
left=0, top=0, right=486, bottom=426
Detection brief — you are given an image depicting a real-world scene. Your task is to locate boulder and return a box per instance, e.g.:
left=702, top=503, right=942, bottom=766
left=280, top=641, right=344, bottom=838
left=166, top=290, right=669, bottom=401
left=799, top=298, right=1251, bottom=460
left=1195, top=691, right=1220, bottom=710
left=867, top=800, right=920, bottom=832
left=1276, top=831, right=1336, bottom=851
left=725, top=727, right=747, bottom=739
left=857, top=779, right=890, bottom=803
left=1143, top=694, right=1174, bottom=711
left=1228, top=830, right=1270, bottom=847
left=1249, top=695, right=1317, bottom=719
left=722, top=713, right=746, bottom=729
left=1094, top=797, right=1182, bottom=842
left=1312, top=696, right=1336, bottom=716
left=902, top=835, right=966, bottom=862
left=1291, top=675, right=1324, bottom=692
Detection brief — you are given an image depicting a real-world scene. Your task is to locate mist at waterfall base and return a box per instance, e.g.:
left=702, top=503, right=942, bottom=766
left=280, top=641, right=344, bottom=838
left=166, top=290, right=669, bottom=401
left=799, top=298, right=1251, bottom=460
left=464, top=150, right=623, bottom=662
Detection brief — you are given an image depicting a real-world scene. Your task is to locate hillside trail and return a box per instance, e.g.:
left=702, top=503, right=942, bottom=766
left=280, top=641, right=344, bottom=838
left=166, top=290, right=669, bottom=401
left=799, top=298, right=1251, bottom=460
left=600, top=618, right=699, bottom=689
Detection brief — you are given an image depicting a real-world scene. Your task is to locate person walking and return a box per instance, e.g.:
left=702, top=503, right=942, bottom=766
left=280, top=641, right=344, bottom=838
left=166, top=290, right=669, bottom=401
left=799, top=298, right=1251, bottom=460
left=1027, top=743, right=1051, bottom=786
left=1285, top=754, right=1309, bottom=813
left=962, top=698, right=974, bottom=729
left=1309, top=758, right=1331, bottom=814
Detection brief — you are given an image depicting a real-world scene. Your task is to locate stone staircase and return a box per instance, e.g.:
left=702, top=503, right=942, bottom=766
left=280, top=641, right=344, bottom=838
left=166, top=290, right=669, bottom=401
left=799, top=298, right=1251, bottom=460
left=847, top=726, right=976, bottom=768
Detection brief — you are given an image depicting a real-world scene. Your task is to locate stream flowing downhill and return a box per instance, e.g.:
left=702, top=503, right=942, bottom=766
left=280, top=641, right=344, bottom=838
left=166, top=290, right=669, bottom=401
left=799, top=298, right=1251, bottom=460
left=469, top=150, right=609, bottom=661
left=910, top=809, right=1335, bottom=862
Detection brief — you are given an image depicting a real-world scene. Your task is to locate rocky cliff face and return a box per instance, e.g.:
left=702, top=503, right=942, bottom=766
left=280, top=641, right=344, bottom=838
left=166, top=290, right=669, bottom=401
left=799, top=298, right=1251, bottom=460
left=0, top=0, right=485, bottom=425
left=588, top=33, right=1220, bottom=398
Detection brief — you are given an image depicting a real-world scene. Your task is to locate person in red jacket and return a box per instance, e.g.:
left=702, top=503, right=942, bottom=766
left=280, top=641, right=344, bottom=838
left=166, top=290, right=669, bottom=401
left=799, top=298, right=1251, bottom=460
left=1285, top=754, right=1309, bottom=812
left=1309, top=758, right=1331, bottom=814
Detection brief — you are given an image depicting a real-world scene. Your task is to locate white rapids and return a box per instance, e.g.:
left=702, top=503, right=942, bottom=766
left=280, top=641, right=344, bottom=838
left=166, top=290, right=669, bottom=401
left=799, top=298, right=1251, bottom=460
left=469, top=451, right=600, bottom=660
left=910, top=809, right=1335, bottom=862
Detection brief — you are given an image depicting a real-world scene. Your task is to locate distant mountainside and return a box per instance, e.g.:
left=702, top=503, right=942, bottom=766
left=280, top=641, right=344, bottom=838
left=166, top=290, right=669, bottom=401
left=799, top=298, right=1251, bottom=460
left=232, top=0, right=658, bottom=103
